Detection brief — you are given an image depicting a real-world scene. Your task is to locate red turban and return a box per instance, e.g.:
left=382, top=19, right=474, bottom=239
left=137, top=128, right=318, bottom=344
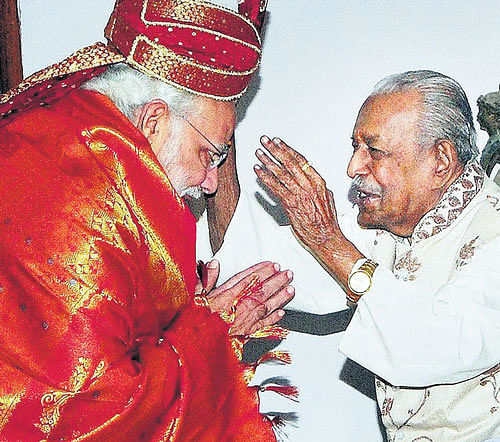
left=0, top=0, right=268, bottom=123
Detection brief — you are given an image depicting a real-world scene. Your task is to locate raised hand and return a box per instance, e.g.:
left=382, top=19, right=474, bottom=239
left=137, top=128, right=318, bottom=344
left=254, top=136, right=363, bottom=290
left=254, top=136, right=341, bottom=255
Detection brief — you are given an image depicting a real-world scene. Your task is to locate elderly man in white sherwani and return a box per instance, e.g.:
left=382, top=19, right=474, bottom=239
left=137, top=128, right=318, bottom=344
left=251, top=70, right=500, bottom=441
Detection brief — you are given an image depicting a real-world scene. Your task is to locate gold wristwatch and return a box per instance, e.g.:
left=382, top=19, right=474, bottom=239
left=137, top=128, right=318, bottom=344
left=347, top=259, right=378, bottom=304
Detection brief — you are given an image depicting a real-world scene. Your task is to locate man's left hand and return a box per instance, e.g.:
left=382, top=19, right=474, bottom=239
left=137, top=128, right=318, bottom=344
left=200, top=260, right=294, bottom=336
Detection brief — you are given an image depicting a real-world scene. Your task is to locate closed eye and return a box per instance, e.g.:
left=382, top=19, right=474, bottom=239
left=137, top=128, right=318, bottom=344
left=368, top=145, right=387, bottom=158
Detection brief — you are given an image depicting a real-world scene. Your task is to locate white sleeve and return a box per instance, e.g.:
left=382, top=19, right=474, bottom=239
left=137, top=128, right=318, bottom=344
left=339, top=236, right=500, bottom=387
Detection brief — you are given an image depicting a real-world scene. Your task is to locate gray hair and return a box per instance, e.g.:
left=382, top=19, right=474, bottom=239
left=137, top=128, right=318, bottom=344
left=81, top=63, right=198, bottom=121
left=369, top=70, right=478, bottom=164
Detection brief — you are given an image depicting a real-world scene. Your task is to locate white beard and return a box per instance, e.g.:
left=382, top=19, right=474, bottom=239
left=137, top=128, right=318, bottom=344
left=180, top=186, right=203, bottom=199
left=157, top=120, right=203, bottom=199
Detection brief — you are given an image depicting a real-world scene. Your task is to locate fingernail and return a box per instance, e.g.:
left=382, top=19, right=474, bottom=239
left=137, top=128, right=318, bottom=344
left=286, top=270, right=293, bottom=279
left=273, top=137, right=281, bottom=145
left=207, top=259, right=218, bottom=269
left=256, top=148, right=263, bottom=156
left=278, top=310, right=285, bottom=317
left=261, top=135, right=270, bottom=143
left=254, top=164, right=261, bottom=171
left=286, top=286, right=295, bottom=294
left=273, top=262, right=281, bottom=271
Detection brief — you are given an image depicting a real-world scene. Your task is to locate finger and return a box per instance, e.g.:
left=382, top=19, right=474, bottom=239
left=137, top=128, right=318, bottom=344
left=238, top=284, right=294, bottom=324
left=327, top=189, right=337, bottom=214
left=231, top=284, right=294, bottom=336
left=259, top=136, right=304, bottom=173
left=262, top=136, right=306, bottom=167
left=212, top=261, right=279, bottom=295
left=256, top=148, right=309, bottom=198
left=254, top=163, right=290, bottom=202
left=247, top=309, right=286, bottom=335
left=226, top=269, right=292, bottom=319
left=204, top=259, right=220, bottom=292
left=260, top=136, right=316, bottom=189
left=261, top=285, right=295, bottom=314
left=252, top=270, right=294, bottom=304
left=255, top=148, right=290, bottom=183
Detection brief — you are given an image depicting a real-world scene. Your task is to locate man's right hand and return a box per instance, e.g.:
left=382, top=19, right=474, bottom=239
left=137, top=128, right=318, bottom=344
left=207, top=261, right=294, bottom=336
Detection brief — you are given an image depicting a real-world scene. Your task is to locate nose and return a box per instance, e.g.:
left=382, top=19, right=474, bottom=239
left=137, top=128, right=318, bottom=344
left=201, top=167, right=219, bottom=195
left=347, top=147, right=371, bottom=179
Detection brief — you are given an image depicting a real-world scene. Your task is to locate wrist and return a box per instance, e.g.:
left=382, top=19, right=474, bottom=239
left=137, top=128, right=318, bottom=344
left=316, top=236, right=364, bottom=284
left=347, top=258, right=378, bottom=305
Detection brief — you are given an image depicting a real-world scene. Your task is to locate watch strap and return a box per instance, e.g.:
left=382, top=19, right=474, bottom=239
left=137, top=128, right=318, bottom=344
left=347, top=258, right=378, bottom=304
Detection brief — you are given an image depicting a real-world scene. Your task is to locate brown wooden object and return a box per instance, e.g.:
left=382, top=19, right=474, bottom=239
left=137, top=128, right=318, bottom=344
left=0, top=0, right=23, bottom=94
left=206, top=137, right=240, bottom=254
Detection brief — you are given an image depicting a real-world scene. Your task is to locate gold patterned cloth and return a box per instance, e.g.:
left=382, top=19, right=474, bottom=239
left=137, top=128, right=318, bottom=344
left=0, top=88, right=274, bottom=440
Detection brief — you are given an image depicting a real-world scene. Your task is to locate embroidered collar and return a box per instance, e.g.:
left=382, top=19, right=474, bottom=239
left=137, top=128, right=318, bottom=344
left=411, top=161, right=484, bottom=244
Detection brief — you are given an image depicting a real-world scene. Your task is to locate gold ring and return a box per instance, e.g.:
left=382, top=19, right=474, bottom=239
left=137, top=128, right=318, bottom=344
left=301, top=161, right=311, bottom=172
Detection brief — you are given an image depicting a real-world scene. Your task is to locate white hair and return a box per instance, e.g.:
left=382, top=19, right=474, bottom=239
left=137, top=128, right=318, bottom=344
left=82, top=63, right=205, bottom=198
left=81, top=63, right=198, bottom=121
left=369, top=70, right=478, bottom=164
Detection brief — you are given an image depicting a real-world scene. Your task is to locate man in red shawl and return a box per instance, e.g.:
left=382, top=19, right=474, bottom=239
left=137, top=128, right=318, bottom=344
left=0, top=0, right=294, bottom=439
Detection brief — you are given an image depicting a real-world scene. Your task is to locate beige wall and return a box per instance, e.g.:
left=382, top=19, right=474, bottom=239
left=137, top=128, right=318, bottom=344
left=19, top=0, right=500, bottom=213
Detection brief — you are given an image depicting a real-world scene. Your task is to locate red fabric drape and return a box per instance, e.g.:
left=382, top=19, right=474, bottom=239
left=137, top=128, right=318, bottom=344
left=0, top=88, right=274, bottom=441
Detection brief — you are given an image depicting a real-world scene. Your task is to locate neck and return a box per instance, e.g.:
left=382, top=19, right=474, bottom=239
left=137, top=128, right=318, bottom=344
left=403, top=161, right=467, bottom=238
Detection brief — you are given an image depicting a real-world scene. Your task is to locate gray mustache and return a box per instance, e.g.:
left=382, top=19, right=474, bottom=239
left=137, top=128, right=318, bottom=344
left=348, top=176, right=383, bottom=204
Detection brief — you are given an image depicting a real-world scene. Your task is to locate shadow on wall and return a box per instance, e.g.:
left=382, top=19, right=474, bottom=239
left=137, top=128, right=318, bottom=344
left=234, top=11, right=271, bottom=124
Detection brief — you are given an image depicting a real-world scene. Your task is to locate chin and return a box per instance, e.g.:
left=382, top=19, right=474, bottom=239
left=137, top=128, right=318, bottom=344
left=357, top=210, right=386, bottom=231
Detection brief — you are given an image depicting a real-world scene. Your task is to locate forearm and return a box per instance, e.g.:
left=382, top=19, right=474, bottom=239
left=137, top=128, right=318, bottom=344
left=309, top=232, right=364, bottom=292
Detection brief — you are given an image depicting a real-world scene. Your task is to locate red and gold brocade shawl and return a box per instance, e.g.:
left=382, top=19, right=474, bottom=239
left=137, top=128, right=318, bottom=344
left=0, top=89, right=274, bottom=440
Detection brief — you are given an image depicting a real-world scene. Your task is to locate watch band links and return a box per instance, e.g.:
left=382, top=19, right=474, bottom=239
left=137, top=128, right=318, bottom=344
left=347, top=259, right=379, bottom=304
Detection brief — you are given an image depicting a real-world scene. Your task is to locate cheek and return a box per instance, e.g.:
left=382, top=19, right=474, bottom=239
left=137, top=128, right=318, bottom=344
left=185, top=164, right=208, bottom=186
left=373, top=166, right=413, bottom=211
left=370, top=163, right=396, bottom=193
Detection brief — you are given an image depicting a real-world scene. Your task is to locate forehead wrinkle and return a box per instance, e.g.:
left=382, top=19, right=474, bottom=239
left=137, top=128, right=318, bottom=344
left=354, top=92, right=422, bottom=152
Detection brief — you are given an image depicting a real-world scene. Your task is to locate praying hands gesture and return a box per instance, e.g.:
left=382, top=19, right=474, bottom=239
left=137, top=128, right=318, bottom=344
left=254, top=136, right=363, bottom=290
left=196, top=260, right=294, bottom=336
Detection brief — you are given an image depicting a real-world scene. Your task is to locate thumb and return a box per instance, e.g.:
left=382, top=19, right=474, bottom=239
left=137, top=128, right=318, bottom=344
left=327, top=189, right=336, bottom=212
left=205, top=259, right=220, bottom=291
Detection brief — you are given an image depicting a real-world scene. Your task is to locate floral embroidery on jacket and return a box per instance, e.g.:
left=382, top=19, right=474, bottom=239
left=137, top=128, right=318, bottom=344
left=455, top=236, right=483, bottom=269
left=376, top=381, right=431, bottom=441
left=480, top=363, right=500, bottom=413
left=412, top=162, right=484, bottom=244
left=394, top=250, right=421, bottom=281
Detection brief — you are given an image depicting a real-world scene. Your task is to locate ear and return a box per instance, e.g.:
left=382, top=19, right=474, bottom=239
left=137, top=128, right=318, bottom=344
left=431, top=140, right=460, bottom=189
left=134, top=100, right=171, bottom=155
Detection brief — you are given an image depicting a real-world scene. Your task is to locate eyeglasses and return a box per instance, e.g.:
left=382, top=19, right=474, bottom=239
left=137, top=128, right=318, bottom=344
left=173, top=111, right=232, bottom=170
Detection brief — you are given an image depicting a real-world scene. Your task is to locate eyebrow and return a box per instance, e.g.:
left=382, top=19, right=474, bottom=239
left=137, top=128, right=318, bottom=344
left=351, top=133, right=379, bottom=145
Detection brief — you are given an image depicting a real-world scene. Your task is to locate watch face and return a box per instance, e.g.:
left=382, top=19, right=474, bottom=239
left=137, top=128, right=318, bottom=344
left=349, top=271, right=371, bottom=294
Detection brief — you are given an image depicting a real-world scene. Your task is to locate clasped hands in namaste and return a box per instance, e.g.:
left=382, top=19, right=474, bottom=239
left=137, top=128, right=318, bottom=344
left=198, top=135, right=362, bottom=335
left=197, top=260, right=295, bottom=336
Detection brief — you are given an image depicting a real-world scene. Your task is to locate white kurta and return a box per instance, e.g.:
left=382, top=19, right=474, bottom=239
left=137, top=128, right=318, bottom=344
left=340, top=161, right=500, bottom=441
left=196, top=192, right=384, bottom=441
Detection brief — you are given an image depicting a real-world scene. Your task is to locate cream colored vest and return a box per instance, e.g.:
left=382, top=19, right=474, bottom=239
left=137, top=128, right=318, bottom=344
left=368, top=163, right=500, bottom=441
